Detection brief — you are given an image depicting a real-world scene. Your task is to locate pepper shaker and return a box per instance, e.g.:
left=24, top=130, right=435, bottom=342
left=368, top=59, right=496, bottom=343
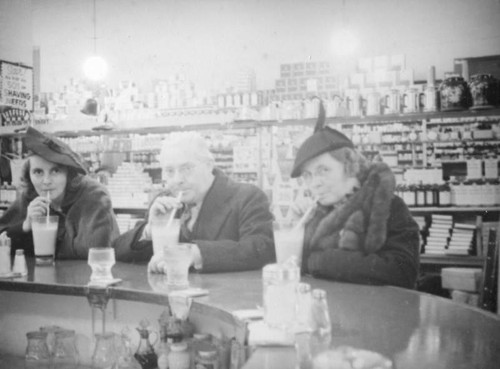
left=13, top=249, right=28, bottom=276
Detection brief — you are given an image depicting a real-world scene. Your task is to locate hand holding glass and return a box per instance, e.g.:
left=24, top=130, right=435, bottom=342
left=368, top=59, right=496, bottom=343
left=88, top=247, right=116, bottom=282
left=151, top=217, right=181, bottom=256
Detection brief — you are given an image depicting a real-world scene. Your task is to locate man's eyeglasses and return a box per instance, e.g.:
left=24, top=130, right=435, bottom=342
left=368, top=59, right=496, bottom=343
left=163, top=163, right=196, bottom=179
left=301, top=165, right=331, bottom=183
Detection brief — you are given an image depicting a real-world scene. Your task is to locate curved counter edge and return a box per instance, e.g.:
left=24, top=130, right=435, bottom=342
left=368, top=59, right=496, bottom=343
left=2, top=260, right=500, bottom=369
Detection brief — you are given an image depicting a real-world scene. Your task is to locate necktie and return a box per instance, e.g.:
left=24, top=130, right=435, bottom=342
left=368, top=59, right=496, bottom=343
left=179, top=204, right=195, bottom=242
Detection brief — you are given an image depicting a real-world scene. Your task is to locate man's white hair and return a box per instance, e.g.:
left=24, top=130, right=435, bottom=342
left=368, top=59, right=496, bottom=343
left=159, top=131, right=214, bottom=166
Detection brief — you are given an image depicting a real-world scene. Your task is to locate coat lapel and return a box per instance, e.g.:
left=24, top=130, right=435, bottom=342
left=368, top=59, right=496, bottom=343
left=194, top=170, right=235, bottom=239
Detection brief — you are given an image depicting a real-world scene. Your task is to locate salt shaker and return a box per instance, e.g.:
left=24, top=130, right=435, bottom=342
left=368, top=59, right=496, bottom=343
left=0, top=233, right=11, bottom=275
left=311, top=289, right=331, bottom=337
left=296, top=282, right=313, bottom=332
left=53, top=329, right=79, bottom=368
left=13, top=249, right=28, bottom=276
left=25, top=330, right=51, bottom=368
left=310, top=289, right=332, bottom=354
left=168, top=342, right=190, bottom=369
left=262, top=262, right=300, bottom=330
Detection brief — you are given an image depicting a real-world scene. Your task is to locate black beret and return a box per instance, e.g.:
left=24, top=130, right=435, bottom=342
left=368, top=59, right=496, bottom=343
left=291, top=126, right=354, bottom=178
left=23, top=127, right=88, bottom=175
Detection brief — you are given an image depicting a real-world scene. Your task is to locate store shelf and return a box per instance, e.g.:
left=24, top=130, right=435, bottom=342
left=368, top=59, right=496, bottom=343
left=409, top=206, right=500, bottom=213
left=420, top=254, right=485, bottom=267
left=327, top=108, right=500, bottom=125
left=114, top=207, right=147, bottom=214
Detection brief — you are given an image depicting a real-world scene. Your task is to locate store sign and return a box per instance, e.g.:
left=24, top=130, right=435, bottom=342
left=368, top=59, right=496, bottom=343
left=0, top=106, right=31, bottom=130
left=0, top=60, right=33, bottom=133
left=0, top=60, right=33, bottom=110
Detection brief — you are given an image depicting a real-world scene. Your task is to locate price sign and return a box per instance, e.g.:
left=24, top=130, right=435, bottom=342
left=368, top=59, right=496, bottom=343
left=0, top=60, right=33, bottom=133
left=0, top=60, right=33, bottom=111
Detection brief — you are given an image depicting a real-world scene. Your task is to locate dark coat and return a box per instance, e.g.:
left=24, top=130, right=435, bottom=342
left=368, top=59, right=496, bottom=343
left=303, top=163, right=420, bottom=289
left=113, top=170, right=276, bottom=272
left=0, top=176, right=120, bottom=259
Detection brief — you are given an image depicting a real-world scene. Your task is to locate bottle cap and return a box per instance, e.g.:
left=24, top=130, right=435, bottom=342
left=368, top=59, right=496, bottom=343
left=312, top=289, right=327, bottom=300
left=170, top=342, right=187, bottom=352
left=26, top=331, right=48, bottom=339
left=193, top=333, right=211, bottom=341
left=298, top=282, right=311, bottom=293
left=197, top=341, right=217, bottom=357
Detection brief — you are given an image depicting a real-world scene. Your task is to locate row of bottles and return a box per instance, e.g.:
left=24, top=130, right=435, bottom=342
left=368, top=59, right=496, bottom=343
left=440, top=73, right=499, bottom=111
left=148, top=307, right=243, bottom=369
left=22, top=319, right=239, bottom=369
left=25, top=326, right=79, bottom=369
left=397, top=180, right=500, bottom=207
left=397, top=183, right=452, bottom=207
left=427, top=141, right=500, bottom=164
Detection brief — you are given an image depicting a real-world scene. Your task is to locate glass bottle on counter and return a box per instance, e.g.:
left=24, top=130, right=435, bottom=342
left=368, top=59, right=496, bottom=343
left=190, top=333, right=212, bottom=365
left=195, top=341, right=219, bottom=369
left=116, top=328, right=142, bottom=369
left=25, top=330, right=51, bottom=368
left=157, top=309, right=172, bottom=369
left=309, top=289, right=332, bottom=355
left=134, top=320, right=158, bottom=369
left=296, top=282, right=313, bottom=332
left=262, top=262, right=300, bottom=330
left=92, top=332, right=117, bottom=369
left=168, top=342, right=191, bottom=369
left=0, top=233, right=11, bottom=276
left=52, top=329, right=79, bottom=369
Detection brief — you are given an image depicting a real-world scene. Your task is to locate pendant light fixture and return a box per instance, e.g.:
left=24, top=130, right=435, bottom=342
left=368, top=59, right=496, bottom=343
left=81, top=0, right=107, bottom=117
left=332, top=0, right=359, bottom=56
left=83, top=0, right=107, bottom=82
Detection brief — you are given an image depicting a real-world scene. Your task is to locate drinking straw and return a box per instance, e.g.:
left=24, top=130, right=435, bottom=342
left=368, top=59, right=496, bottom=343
left=46, top=191, right=51, bottom=224
left=294, top=204, right=315, bottom=230
left=166, top=191, right=183, bottom=229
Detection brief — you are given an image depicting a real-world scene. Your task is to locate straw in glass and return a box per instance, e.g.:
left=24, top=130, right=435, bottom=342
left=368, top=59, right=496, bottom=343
left=294, top=204, right=315, bottom=230
left=46, top=191, right=51, bottom=224
left=166, top=191, right=183, bottom=230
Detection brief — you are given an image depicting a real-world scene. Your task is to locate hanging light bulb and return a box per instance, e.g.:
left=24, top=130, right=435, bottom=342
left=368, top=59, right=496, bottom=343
left=83, top=55, right=108, bottom=81
left=83, top=0, right=107, bottom=81
left=331, top=0, right=359, bottom=56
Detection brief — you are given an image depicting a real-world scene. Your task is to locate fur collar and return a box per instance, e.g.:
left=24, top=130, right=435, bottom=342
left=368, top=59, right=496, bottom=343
left=309, top=162, right=395, bottom=253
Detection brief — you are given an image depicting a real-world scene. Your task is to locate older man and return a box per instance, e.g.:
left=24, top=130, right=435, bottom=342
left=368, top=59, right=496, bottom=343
left=114, top=132, right=275, bottom=273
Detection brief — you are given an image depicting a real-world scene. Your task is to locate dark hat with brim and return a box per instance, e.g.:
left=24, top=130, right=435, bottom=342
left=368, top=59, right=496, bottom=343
left=23, top=127, right=88, bottom=175
left=291, top=126, right=354, bottom=178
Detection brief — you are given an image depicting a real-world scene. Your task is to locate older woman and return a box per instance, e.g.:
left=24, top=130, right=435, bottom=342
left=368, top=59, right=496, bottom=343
left=0, top=127, right=120, bottom=259
left=291, top=124, right=420, bottom=289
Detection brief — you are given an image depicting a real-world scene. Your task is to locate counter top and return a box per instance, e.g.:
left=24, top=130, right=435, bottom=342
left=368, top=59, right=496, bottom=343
left=1, top=258, right=500, bottom=369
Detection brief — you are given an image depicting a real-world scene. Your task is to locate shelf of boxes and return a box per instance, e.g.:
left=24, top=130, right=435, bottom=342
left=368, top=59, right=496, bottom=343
left=106, top=162, right=154, bottom=209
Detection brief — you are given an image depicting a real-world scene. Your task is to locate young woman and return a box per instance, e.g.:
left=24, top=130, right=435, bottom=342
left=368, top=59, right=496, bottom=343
left=291, top=121, right=420, bottom=289
left=0, top=127, right=120, bottom=259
